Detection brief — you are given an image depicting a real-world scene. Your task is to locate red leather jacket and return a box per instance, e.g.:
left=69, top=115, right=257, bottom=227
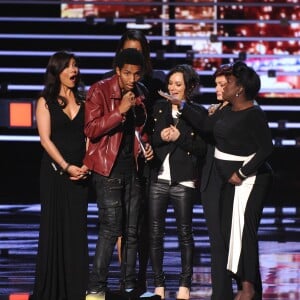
left=83, top=75, right=147, bottom=176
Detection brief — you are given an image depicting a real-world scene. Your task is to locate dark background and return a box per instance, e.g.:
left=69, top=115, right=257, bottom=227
left=0, top=1, right=299, bottom=207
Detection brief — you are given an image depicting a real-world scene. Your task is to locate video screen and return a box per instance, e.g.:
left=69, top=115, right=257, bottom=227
left=61, top=0, right=300, bottom=98
left=218, top=0, right=300, bottom=98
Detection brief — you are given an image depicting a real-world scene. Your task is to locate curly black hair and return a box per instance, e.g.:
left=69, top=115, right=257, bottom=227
left=232, top=61, right=261, bottom=100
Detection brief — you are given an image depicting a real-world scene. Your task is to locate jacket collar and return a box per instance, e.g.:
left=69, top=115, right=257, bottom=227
left=108, top=74, right=122, bottom=100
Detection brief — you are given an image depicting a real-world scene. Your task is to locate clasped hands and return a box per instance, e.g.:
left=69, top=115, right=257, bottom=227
left=161, top=125, right=180, bottom=142
left=69, top=164, right=90, bottom=181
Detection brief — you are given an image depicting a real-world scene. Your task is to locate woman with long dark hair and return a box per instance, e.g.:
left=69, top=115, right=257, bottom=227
left=30, top=51, right=89, bottom=300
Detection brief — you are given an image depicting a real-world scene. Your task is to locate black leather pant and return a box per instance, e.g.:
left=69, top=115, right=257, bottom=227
left=148, top=181, right=195, bottom=288
left=88, top=172, right=141, bottom=292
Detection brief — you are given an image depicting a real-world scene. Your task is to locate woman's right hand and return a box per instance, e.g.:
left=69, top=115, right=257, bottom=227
left=161, top=126, right=180, bottom=142
left=161, top=127, right=172, bottom=142
left=208, top=104, right=219, bottom=115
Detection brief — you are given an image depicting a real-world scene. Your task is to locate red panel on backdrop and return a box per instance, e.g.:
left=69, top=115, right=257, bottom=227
left=9, top=294, right=29, bottom=300
left=9, top=102, right=32, bottom=127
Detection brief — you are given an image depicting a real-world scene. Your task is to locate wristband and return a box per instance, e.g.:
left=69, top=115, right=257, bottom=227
left=60, top=163, right=70, bottom=175
left=238, top=168, right=247, bottom=179
left=64, top=163, right=71, bottom=173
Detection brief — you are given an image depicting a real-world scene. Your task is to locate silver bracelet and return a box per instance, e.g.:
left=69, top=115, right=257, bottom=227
left=238, top=168, right=247, bottom=179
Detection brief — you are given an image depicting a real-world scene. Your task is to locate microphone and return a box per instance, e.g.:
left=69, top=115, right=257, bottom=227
left=132, top=82, right=139, bottom=97
left=131, top=83, right=138, bottom=118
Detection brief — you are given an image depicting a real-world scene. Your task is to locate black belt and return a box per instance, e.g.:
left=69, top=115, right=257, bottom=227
left=156, top=178, right=178, bottom=186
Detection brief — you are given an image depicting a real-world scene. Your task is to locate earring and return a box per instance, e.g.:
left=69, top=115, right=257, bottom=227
left=235, top=92, right=240, bottom=97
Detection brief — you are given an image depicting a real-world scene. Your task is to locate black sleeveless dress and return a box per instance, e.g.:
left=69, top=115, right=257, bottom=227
left=31, top=101, right=89, bottom=300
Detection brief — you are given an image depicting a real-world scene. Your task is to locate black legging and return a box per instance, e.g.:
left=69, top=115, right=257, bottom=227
left=148, top=181, right=195, bottom=288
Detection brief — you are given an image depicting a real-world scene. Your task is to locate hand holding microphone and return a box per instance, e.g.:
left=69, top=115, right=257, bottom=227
left=119, top=91, right=136, bottom=114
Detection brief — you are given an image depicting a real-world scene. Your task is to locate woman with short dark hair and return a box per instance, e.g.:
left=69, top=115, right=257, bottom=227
left=149, top=64, right=207, bottom=300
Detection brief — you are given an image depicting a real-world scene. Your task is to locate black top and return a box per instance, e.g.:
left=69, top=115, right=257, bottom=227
left=45, top=102, right=86, bottom=167
left=181, top=104, right=273, bottom=178
left=150, top=99, right=207, bottom=183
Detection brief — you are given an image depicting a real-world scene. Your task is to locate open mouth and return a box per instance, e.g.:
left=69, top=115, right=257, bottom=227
left=170, top=93, right=179, bottom=98
left=70, top=75, right=77, bottom=82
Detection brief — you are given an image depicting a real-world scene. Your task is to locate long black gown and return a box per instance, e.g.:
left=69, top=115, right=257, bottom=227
left=31, top=101, right=89, bottom=300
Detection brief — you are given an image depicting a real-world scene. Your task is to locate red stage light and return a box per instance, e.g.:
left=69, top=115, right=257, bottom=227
left=9, top=293, right=30, bottom=300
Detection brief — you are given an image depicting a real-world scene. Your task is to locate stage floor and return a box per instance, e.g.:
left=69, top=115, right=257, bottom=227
left=0, top=203, right=299, bottom=300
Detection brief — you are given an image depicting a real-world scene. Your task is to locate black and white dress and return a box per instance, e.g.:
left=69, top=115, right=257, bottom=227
left=181, top=104, right=273, bottom=296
